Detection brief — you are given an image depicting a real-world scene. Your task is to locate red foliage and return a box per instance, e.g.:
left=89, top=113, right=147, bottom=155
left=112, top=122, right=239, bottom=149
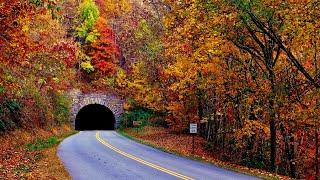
left=52, top=41, right=77, bottom=68
left=89, top=17, right=120, bottom=76
left=95, top=61, right=117, bottom=74
left=226, top=106, right=235, bottom=123
left=0, top=0, right=33, bottom=64
left=94, top=0, right=107, bottom=16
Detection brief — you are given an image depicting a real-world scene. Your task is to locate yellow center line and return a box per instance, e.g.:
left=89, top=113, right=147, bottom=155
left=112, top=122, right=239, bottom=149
left=96, top=131, right=194, bottom=180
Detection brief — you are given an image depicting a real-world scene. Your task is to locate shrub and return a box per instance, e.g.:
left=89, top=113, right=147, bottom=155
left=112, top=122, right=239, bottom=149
left=120, top=108, right=153, bottom=129
left=0, top=98, right=22, bottom=132
left=51, top=91, right=71, bottom=124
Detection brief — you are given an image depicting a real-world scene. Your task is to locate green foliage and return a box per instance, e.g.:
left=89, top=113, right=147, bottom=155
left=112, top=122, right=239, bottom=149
left=134, top=19, right=163, bottom=60
left=77, top=49, right=92, bottom=62
left=201, top=0, right=218, bottom=12
left=104, top=76, right=116, bottom=87
left=26, top=137, right=58, bottom=151
left=143, top=40, right=163, bottom=59
left=120, top=108, right=152, bottom=128
left=120, top=102, right=155, bottom=129
left=0, top=119, right=5, bottom=131
left=151, top=116, right=168, bottom=128
left=76, top=25, right=89, bottom=38
left=29, top=0, right=42, bottom=6
left=241, top=152, right=267, bottom=169
left=135, top=19, right=152, bottom=39
left=52, top=92, right=71, bottom=124
left=76, top=0, right=100, bottom=42
left=81, top=61, right=95, bottom=73
left=0, top=98, right=22, bottom=131
left=6, top=99, right=21, bottom=111
left=79, top=0, right=100, bottom=27
left=13, top=165, right=31, bottom=174
left=0, top=86, right=5, bottom=94
left=230, top=0, right=275, bottom=24
left=76, top=24, right=99, bottom=42
left=86, top=29, right=99, bottom=43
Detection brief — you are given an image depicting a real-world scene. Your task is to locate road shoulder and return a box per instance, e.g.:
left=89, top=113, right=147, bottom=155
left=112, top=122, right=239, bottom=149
left=118, top=127, right=288, bottom=180
left=0, top=125, right=76, bottom=179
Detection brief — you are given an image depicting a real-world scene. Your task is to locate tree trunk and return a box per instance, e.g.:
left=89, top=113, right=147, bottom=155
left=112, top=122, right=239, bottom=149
left=289, top=131, right=296, bottom=178
left=197, top=90, right=203, bottom=121
left=279, top=122, right=289, bottom=175
left=206, top=121, right=212, bottom=141
left=197, top=71, right=204, bottom=122
left=269, top=70, right=277, bottom=173
left=316, top=126, right=319, bottom=180
left=314, top=34, right=319, bottom=180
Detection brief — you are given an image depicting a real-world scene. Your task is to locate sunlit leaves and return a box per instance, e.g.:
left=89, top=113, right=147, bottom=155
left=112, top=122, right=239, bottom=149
left=0, top=0, right=77, bottom=132
left=78, top=0, right=99, bottom=28
left=1, top=0, right=319, bottom=178
left=29, top=0, right=43, bottom=6
left=76, top=0, right=100, bottom=42
left=103, top=0, right=131, bottom=17
left=89, top=17, right=119, bottom=76
left=85, top=29, right=99, bottom=43
left=81, top=61, right=95, bottom=73
left=235, top=120, right=270, bottom=148
left=135, top=19, right=152, bottom=38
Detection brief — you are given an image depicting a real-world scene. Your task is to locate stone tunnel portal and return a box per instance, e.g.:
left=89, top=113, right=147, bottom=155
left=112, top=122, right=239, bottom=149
left=75, top=104, right=115, bottom=131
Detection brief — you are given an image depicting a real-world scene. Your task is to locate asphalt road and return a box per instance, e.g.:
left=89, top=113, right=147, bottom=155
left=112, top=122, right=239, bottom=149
left=58, top=131, right=260, bottom=180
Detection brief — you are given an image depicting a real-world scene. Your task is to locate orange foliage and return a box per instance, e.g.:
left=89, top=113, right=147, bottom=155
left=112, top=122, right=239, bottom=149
left=124, top=126, right=288, bottom=179
left=90, top=17, right=120, bottom=76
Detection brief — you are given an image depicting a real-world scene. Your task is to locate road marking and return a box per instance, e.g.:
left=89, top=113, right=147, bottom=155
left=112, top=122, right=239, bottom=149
left=96, top=132, right=194, bottom=180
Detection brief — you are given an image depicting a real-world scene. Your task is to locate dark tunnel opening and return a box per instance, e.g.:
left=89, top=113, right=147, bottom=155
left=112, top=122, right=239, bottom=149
left=75, top=104, right=115, bottom=131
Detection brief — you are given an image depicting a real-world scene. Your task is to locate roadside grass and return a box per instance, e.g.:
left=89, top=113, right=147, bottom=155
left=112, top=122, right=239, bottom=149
left=26, top=130, right=77, bottom=152
left=118, top=128, right=288, bottom=180
left=22, top=129, right=77, bottom=179
left=26, top=137, right=58, bottom=151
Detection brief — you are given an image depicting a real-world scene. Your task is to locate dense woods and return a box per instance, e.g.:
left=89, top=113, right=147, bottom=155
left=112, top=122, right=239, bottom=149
left=1, top=0, right=319, bottom=179
left=0, top=0, right=76, bottom=131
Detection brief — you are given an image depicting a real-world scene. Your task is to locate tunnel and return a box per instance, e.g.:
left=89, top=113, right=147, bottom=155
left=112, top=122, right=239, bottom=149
left=75, top=104, right=115, bottom=131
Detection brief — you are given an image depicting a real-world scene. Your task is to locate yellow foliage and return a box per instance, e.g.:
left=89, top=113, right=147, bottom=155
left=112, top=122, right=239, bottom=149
left=81, top=61, right=94, bottom=73
left=104, top=0, right=131, bottom=16
left=235, top=120, right=270, bottom=148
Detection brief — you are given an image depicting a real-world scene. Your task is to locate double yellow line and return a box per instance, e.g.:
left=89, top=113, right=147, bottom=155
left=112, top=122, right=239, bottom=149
left=96, top=132, right=194, bottom=180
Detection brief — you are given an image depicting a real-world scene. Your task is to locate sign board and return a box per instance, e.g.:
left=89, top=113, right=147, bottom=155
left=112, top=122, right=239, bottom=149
left=133, top=121, right=142, bottom=126
left=189, top=123, right=197, bottom=134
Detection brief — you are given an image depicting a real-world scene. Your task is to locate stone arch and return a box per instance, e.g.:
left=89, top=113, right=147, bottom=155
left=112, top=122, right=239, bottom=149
left=69, top=90, right=124, bottom=129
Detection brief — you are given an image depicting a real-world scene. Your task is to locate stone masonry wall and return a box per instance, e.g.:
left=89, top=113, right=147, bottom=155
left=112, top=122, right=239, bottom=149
left=68, top=89, right=124, bottom=128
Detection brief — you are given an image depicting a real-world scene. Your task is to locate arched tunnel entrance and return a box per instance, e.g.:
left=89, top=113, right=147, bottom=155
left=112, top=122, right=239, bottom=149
left=75, top=104, right=115, bottom=131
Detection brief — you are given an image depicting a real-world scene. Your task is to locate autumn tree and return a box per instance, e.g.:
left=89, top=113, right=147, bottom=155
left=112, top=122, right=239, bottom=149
left=117, top=0, right=319, bottom=178
left=0, top=0, right=77, bottom=130
left=89, top=17, right=120, bottom=77
left=76, top=0, right=100, bottom=44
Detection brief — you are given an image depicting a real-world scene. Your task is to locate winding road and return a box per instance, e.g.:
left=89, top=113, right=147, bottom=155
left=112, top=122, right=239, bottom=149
left=58, top=131, right=259, bottom=180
